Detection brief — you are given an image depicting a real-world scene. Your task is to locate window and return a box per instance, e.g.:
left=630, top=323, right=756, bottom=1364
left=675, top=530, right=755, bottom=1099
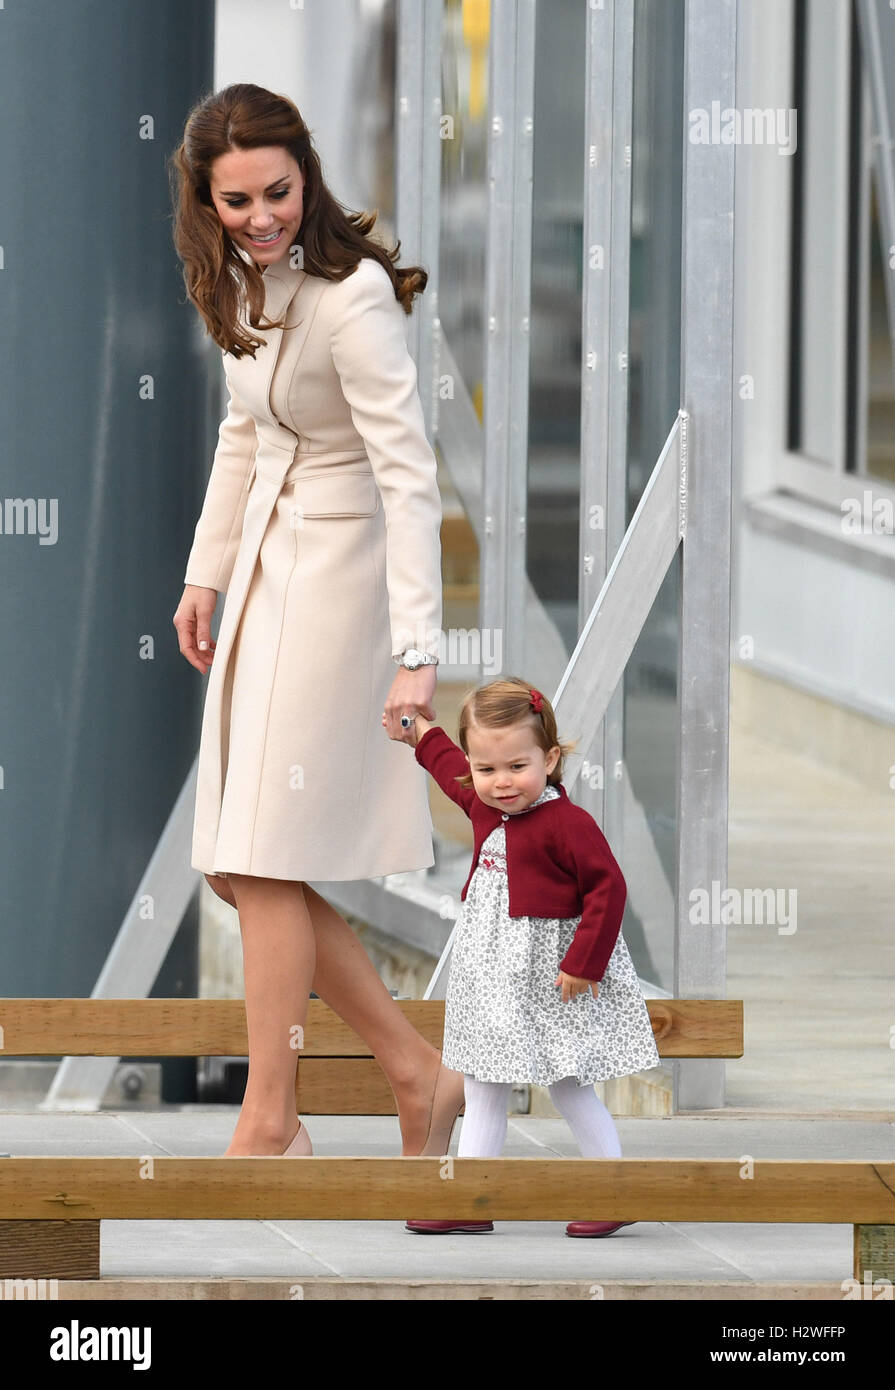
left=787, top=0, right=895, bottom=484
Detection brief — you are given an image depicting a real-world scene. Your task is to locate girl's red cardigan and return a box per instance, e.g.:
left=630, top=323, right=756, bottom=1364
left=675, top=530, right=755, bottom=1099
left=414, top=725, right=627, bottom=982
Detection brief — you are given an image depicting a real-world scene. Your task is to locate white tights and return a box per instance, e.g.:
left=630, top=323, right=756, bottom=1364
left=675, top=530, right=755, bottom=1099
left=456, top=1074, right=622, bottom=1158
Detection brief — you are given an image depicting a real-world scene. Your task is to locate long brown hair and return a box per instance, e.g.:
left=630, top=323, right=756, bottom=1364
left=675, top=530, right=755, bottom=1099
left=452, top=677, right=577, bottom=791
left=168, top=83, right=427, bottom=358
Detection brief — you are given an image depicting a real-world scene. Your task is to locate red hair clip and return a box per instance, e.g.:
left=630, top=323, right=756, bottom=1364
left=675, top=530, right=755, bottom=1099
left=529, top=688, right=543, bottom=713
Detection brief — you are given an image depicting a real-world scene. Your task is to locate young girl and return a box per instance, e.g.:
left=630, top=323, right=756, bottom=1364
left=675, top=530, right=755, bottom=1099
left=404, top=676, right=660, bottom=1237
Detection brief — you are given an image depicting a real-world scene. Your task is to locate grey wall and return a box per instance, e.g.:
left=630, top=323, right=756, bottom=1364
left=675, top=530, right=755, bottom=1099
left=0, top=0, right=215, bottom=1032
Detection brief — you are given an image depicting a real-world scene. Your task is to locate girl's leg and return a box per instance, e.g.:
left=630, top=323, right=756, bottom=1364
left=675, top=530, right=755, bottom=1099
left=224, top=873, right=316, bottom=1156
left=547, top=1076, right=623, bottom=1157
left=405, top=1075, right=508, bottom=1232
left=457, top=1076, right=513, bottom=1157
left=205, top=873, right=458, bottom=1155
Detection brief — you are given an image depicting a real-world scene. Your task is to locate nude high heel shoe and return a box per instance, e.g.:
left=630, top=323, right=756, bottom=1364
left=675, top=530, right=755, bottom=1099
left=282, top=1118, right=313, bottom=1156
left=416, top=1057, right=466, bottom=1158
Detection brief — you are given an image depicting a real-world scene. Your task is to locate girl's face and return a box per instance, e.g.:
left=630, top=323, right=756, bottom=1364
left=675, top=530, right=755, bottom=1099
left=209, top=145, right=305, bottom=267
left=464, top=722, right=561, bottom=814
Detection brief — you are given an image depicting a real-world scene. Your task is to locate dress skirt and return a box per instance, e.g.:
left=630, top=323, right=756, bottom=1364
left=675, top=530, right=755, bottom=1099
left=441, top=810, right=661, bottom=1086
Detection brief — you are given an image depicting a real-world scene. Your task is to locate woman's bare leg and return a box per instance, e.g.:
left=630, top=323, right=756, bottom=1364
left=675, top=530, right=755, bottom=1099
left=300, top=883, right=446, bottom=1154
left=223, top=873, right=316, bottom=1156
left=204, top=873, right=455, bottom=1154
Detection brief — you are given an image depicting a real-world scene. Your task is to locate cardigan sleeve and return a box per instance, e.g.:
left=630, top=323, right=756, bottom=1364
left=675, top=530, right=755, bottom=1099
left=183, top=367, right=258, bottom=594
left=556, top=809, right=627, bottom=982
left=414, top=726, right=478, bottom=817
left=328, top=259, right=442, bottom=661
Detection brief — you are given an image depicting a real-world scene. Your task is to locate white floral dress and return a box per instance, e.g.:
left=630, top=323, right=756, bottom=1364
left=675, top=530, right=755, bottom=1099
left=441, top=785, right=661, bottom=1085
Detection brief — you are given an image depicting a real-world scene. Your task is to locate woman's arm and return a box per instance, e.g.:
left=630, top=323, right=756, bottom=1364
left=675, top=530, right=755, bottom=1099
left=183, top=370, right=258, bottom=594
left=328, top=259, right=442, bottom=663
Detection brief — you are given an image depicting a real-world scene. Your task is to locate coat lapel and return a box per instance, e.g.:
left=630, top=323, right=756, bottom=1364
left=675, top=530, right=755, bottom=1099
left=224, top=247, right=320, bottom=427
left=257, top=251, right=305, bottom=421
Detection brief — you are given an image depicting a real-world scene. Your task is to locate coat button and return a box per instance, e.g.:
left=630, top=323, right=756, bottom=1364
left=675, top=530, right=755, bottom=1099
left=501, top=812, right=509, bottom=821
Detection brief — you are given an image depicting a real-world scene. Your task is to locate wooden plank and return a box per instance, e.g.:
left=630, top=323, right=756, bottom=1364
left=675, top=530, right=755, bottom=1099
left=0, top=1220, right=99, bottom=1279
left=0, top=999, right=442, bottom=1056
left=293, top=1058, right=466, bottom=1115
left=299, top=1000, right=445, bottom=1054
left=0, top=1159, right=892, bottom=1224
left=296, top=1059, right=398, bottom=1114
left=647, top=999, right=743, bottom=1057
left=0, top=998, right=742, bottom=1057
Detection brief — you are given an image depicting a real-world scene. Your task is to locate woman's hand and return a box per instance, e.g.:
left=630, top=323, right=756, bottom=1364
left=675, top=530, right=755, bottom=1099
left=381, top=664, right=437, bottom=745
left=555, top=970, right=599, bottom=1003
left=173, top=584, right=219, bottom=674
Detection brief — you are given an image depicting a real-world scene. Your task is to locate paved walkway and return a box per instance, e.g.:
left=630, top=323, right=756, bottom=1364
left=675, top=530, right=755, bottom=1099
left=2, top=1110, right=889, bottom=1293
left=725, top=706, right=895, bottom=1111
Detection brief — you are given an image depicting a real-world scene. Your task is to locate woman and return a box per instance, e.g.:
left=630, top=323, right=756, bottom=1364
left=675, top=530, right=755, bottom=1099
left=169, top=83, right=464, bottom=1158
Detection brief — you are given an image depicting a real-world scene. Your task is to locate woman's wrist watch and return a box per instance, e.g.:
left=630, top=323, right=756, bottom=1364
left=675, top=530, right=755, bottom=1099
left=394, top=647, right=439, bottom=670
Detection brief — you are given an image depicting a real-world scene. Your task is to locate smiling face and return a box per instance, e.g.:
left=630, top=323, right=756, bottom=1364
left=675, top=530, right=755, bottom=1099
left=208, top=145, right=305, bottom=267
left=464, top=721, right=561, bottom=814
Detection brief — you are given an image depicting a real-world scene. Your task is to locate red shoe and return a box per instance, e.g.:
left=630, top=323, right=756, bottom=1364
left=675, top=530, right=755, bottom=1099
left=405, top=1219, right=494, bottom=1234
left=565, top=1220, right=634, bottom=1237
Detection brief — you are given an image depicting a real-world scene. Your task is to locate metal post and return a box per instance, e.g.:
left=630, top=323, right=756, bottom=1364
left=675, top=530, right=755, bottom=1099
left=579, top=0, right=634, bottom=847
left=674, top=0, right=737, bottom=1110
left=395, top=0, right=444, bottom=438
left=482, top=0, right=537, bottom=676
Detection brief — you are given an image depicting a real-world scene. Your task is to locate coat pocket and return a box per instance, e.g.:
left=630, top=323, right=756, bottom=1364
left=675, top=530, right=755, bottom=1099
left=291, top=469, right=380, bottom=518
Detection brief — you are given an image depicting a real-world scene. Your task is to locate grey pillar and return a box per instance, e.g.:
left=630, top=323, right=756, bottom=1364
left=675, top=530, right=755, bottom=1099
left=674, top=0, right=737, bottom=1109
left=0, top=1, right=215, bottom=1097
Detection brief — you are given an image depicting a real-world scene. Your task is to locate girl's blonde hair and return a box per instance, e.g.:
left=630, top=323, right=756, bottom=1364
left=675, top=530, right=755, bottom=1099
left=452, top=676, right=577, bottom=790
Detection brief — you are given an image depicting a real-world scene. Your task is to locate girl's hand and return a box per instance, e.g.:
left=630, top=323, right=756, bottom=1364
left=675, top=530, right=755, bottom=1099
left=381, top=663, right=437, bottom=745
left=404, top=712, right=435, bottom=748
left=555, top=970, right=599, bottom=1003
left=173, top=584, right=219, bottom=674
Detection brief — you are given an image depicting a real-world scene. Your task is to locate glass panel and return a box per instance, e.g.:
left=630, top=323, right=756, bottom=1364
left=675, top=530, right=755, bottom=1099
left=620, top=0, right=684, bottom=992
left=620, top=552, right=681, bottom=991
left=626, top=0, right=683, bottom=520
left=436, top=0, right=684, bottom=996
left=438, top=0, right=489, bottom=410
left=525, top=0, right=587, bottom=658
left=787, top=0, right=850, bottom=469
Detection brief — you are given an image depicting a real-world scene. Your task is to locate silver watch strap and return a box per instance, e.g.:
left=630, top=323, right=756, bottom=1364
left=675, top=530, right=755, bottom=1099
left=394, top=649, right=439, bottom=666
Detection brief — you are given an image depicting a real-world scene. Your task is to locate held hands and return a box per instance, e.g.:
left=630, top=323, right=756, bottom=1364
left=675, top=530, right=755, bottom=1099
left=404, top=711, right=435, bottom=748
left=555, top=970, right=600, bottom=1003
left=173, top=584, right=219, bottom=675
left=381, top=664, right=437, bottom=746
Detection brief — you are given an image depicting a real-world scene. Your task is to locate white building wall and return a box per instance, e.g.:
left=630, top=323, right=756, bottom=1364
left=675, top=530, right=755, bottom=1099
left=733, top=0, right=895, bottom=726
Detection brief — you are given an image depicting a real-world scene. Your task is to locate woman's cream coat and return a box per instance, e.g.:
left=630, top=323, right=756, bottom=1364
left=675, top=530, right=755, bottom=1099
left=183, top=253, right=443, bottom=880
